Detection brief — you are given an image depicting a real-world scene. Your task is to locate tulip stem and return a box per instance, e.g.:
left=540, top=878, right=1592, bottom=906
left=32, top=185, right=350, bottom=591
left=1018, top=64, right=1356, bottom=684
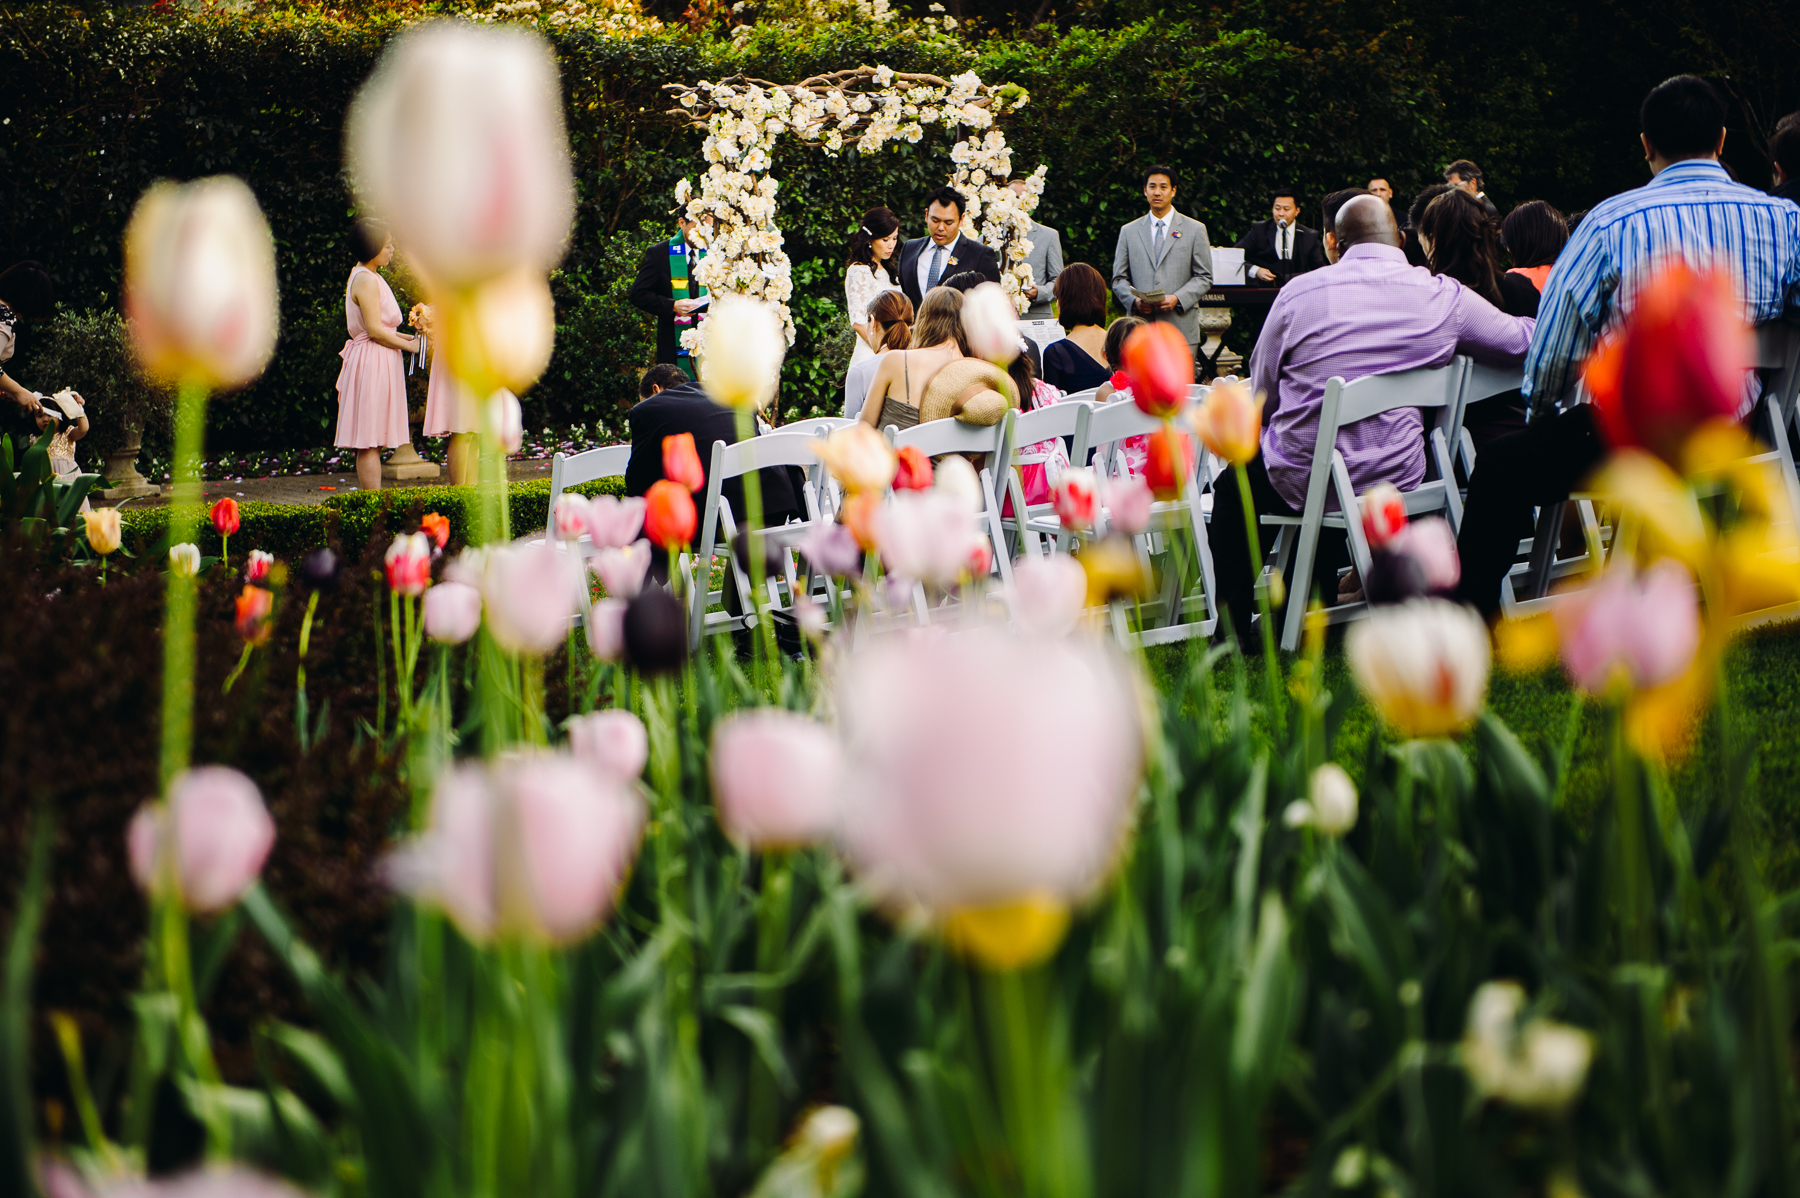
left=160, top=377, right=208, bottom=791
left=1233, top=462, right=1284, bottom=725
left=296, top=590, right=320, bottom=699
left=222, top=642, right=253, bottom=694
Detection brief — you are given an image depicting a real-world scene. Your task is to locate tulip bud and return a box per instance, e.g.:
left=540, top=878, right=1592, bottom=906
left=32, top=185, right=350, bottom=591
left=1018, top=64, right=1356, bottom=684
left=841, top=491, right=882, bottom=552
left=124, top=176, right=280, bottom=391
left=345, top=22, right=574, bottom=288
left=424, top=580, right=484, bottom=644
left=479, top=539, right=581, bottom=655
left=622, top=586, right=688, bottom=676
left=594, top=540, right=652, bottom=600
left=421, top=511, right=452, bottom=550
left=169, top=543, right=201, bottom=577
left=1142, top=425, right=1194, bottom=501
left=1121, top=322, right=1192, bottom=418
left=812, top=423, right=898, bottom=494
left=244, top=549, right=274, bottom=585
left=1105, top=475, right=1153, bottom=536
left=82, top=508, right=122, bottom=556
left=586, top=597, right=627, bottom=661
left=1554, top=559, right=1699, bottom=694
left=698, top=294, right=787, bottom=411
left=128, top=766, right=276, bottom=914
left=893, top=445, right=933, bottom=492
left=567, top=709, right=649, bottom=784
left=586, top=495, right=646, bottom=550
left=1282, top=763, right=1358, bottom=836
left=210, top=497, right=241, bottom=538
left=662, top=432, right=706, bottom=493
left=385, top=533, right=433, bottom=596
left=1190, top=379, right=1263, bottom=466
left=712, top=710, right=846, bottom=849
left=1359, top=482, right=1407, bottom=549
left=961, top=282, right=1021, bottom=366
left=235, top=585, right=274, bottom=647
left=1010, top=555, right=1088, bottom=636
left=300, top=547, right=341, bottom=592
left=487, top=389, right=525, bottom=456
left=643, top=479, right=697, bottom=550
left=1345, top=599, right=1490, bottom=738
left=1386, top=518, right=1460, bottom=594
left=1052, top=467, right=1098, bottom=530
left=552, top=493, right=591, bottom=541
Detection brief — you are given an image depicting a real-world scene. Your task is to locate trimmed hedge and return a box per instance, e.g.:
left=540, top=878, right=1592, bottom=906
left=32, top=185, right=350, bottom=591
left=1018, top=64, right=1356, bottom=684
left=118, top=477, right=626, bottom=560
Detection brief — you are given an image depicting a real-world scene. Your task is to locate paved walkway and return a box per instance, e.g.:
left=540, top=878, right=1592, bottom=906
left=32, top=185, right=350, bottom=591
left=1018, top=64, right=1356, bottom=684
left=98, top=457, right=556, bottom=510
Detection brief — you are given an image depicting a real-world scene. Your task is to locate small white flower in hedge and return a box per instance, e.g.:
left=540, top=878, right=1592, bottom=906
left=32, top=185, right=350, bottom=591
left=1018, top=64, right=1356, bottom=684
left=1283, top=763, right=1359, bottom=837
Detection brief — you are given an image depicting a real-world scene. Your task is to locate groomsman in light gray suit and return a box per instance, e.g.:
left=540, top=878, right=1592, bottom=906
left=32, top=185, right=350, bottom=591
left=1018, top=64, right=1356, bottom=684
left=1110, top=164, right=1214, bottom=357
left=1009, top=176, right=1063, bottom=323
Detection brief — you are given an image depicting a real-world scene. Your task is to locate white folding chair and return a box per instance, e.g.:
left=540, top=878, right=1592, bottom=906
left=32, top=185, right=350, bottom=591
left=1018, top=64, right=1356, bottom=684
left=891, top=416, right=1017, bottom=591
left=1263, top=360, right=1468, bottom=651
left=1749, top=319, right=1800, bottom=527
left=545, top=443, right=633, bottom=623
left=1080, top=397, right=1218, bottom=645
left=998, top=401, right=1095, bottom=557
left=687, top=431, right=834, bottom=650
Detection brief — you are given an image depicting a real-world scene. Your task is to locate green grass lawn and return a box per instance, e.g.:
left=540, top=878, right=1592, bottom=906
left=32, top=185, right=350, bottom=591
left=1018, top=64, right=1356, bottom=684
left=1148, top=617, right=1800, bottom=892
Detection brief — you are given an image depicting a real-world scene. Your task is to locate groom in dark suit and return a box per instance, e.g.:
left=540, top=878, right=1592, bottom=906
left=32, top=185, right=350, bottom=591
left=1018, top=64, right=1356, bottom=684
left=1236, top=189, right=1328, bottom=283
left=895, top=185, right=1001, bottom=310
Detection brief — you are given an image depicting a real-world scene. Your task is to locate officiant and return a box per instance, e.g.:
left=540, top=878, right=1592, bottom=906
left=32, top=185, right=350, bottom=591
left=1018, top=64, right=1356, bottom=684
left=628, top=207, right=710, bottom=367
left=1235, top=188, right=1328, bottom=283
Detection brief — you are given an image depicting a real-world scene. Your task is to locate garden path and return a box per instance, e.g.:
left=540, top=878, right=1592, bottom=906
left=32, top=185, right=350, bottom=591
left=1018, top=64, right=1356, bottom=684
left=94, top=456, right=555, bottom=509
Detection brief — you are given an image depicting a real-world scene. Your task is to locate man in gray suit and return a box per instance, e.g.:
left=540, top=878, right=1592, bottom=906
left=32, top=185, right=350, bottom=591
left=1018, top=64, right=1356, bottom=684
left=1009, top=176, right=1063, bottom=323
left=1111, top=164, right=1214, bottom=356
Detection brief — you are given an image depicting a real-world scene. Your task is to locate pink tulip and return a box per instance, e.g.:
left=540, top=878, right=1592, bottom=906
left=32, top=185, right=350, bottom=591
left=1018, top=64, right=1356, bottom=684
left=490, top=390, right=524, bottom=455
left=1052, top=467, right=1098, bottom=530
left=245, top=549, right=274, bottom=584
left=552, top=493, right=591, bottom=540
left=834, top=628, right=1141, bottom=911
left=1387, top=517, right=1460, bottom=593
left=387, top=754, right=644, bottom=944
left=796, top=522, right=863, bottom=577
left=567, top=709, right=649, bottom=783
left=1105, top=475, right=1154, bottom=535
left=1010, top=555, right=1089, bottom=636
left=586, top=495, right=647, bottom=549
left=1555, top=559, right=1700, bottom=693
left=875, top=491, right=977, bottom=590
left=478, top=538, right=581, bottom=655
left=586, top=598, right=627, bottom=661
left=711, top=710, right=846, bottom=848
left=594, top=541, right=652, bottom=600
left=424, top=580, right=484, bottom=643
left=385, top=532, right=432, bottom=596
left=128, top=766, right=276, bottom=914
left=1360, top=483, right=1407, bottom=549
left=42, top=1161, right=309, bottom=1198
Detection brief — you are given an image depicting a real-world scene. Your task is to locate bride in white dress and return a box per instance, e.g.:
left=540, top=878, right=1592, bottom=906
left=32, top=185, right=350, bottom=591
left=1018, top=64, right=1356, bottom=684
left=845, top=206, right=901, bottom=368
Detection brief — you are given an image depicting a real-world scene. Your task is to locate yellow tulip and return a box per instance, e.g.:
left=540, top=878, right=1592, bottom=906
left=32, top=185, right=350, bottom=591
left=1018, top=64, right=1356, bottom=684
left=1189, top=379, right=1264, bottom=467
left=82, top=508, right=122, bottom=556
left=810, top=423, right=897, bottom=494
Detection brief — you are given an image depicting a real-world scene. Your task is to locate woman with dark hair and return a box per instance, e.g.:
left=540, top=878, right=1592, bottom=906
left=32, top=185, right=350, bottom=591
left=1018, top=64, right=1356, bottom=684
left=842, top=290, right=914, bottom=419
left=845, top=206, right=902, bottom=368
left=1040, top=262, right=1112, bottom=393
left=0, top=261, right=57, bottom=418
left=1416, top=190, right=1539, bottom=317
left=1006, top=337, right=1074, bottom=506
left=335, top=218, right=421, bottom=492
left=1499, top=200, right=1568, bottom=295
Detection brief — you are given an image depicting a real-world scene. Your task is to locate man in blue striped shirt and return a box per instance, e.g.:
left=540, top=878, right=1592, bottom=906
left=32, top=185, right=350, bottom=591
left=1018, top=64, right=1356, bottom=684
left=1455, top=74, right=1800, bottom=619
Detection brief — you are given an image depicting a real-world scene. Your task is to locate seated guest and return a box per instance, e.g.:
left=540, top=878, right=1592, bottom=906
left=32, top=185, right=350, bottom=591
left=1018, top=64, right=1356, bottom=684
left=1237, top=189, right=1328, bottom=283
left=1093, top=315, right=1153, bottom=475
left=1417, top=189, right=1540, bottom=319
left=1774, top=114, right=1800, bottom=204
left=843, top=290, right=914, bottom=419
left=1499, top=200, right=1569, bottom=296
left=1403, top=183, right=1453, bottom=266
left=1320, top=188, right=1372, bottom=262
left=1209, top=195, right=1534, bottom=643
left=858, top=287, right=969, bottom=433
left=1041, top=263, right=1113, bottom=393
left=941, top=269, right=1041, bottom=376
left=1006, top=349, right=1073, bottom=507
left=625, top=361, right=803, bottom=529
left=1443, top=159, right=1500, bottom=218
left=1454, top=74, right=1800, bottom=621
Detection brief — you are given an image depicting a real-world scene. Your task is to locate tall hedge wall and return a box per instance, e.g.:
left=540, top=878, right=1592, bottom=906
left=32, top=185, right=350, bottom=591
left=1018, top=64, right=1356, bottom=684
left=1, top=5, right=1445, bottom=453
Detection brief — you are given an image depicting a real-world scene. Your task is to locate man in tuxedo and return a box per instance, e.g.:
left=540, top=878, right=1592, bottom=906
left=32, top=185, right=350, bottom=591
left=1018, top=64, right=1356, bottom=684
left=624, top=364, right=804, bottom=529
left=1235, top=189, right=1328, bottom=283
left=628, top=211, right=709, bottom=367
left=1110, top=164, right=1214, bottom=356
left=1008, top=176, right=1063, bottom=322
left=896, top=186, right=1001, bottom=310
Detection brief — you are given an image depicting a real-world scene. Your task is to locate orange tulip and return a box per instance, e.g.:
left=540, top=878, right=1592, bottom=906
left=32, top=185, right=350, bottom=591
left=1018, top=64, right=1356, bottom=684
left=662, top=432, right=706, bottom=493
left=893, top=445, right=933, bottom=492
left=1142, top=425, right=1195, bottom=501
left=644, top=479, right=697, bottom=550
left=841, top=490, right=883, bottom=552
left=235, top=584, right=274, bottom=647
left=1190, top=379, right=1263, bottom=467
left=421, top=511, right=451, bottom=549
left=1120, top=322, right=1193, bottom=419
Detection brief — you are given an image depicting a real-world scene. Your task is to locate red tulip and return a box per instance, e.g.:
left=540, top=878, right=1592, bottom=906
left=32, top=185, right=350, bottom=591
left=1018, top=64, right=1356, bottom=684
left=211, top=496, right=240, bottom=537
left=663, top=432, right=706, bottom=493
left=385, top=532, right=433, bottom=596
left=421, top=510, right=451, bottom=549
left=1360, top=482, right=1408, bottom=549
left=644, top=479, right=697, bottom=549
left=235, top=584, right=274, bottom=646
left=1142, top=425, right=1194, bottom=501
left=1120, top=323, right=1193, bottom=419
left=1582, top=260, right=1752, bottom=465
left=894, top=445, right=933, bottom=492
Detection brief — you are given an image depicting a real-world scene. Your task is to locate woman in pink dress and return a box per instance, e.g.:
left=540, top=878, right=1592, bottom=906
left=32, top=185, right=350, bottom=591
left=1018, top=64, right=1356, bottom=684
left=418, top=306, right=476, bottom=486
left=336, top=220, right=420, bottom=491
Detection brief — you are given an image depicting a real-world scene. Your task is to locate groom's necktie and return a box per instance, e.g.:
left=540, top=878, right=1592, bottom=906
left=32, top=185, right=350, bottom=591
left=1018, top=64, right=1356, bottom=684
left=928, top=243, right=947, bottom=290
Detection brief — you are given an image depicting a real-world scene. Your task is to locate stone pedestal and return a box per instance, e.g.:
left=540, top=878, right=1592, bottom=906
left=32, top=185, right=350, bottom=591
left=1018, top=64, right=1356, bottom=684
left=1195, top=308, right=1244, bottom=379
left=383, top=441, right=441, bottom=481
left=100, top=433, right=160, bottom=500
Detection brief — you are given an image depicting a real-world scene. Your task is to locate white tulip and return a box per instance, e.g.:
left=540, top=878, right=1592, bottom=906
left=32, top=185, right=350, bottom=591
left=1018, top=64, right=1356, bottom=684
left=345, top=22, right=573, bottom=287
left=1345, top=599, right=1491, bottom=739
left=123, top=176, right=279, bottom=391
left=1287, top=763, right=1358, bottom=836
left=1462, top=981, right=1595, bottom=1112
left=961, top=282, right=1019, bottom=364
left=698, top=294, right=787, bottom=410
left=169, top=543, right=201, bottom=577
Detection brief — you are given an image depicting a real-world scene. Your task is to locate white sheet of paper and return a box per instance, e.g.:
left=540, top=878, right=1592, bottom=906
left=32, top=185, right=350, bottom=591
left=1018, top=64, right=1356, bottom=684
left=1021, top=319, right=1064, bottom=352
left=1211, top=248, right=1245, bottom=286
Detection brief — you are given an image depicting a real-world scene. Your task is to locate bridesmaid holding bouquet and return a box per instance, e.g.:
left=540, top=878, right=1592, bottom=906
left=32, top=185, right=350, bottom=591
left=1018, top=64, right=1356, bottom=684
left=335, top=218, right=421, bottom=492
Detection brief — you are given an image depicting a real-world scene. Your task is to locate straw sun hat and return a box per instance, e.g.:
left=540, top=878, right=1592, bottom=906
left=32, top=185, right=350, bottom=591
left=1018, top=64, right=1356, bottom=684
left=918, top=358, right=1019, bottom=427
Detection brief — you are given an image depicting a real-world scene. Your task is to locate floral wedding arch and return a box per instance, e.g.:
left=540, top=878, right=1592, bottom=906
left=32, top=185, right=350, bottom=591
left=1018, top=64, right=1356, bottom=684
left=664, top=65, right=1047, bottom=347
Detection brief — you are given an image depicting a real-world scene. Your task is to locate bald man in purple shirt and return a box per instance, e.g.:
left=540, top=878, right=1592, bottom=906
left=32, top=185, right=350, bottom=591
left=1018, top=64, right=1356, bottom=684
left=1210, top=195, right=1535, bottom=644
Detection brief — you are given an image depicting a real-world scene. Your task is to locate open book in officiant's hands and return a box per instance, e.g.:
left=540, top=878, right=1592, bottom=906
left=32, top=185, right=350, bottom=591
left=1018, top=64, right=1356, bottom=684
left=1129, top=287, right=1165, bottom=305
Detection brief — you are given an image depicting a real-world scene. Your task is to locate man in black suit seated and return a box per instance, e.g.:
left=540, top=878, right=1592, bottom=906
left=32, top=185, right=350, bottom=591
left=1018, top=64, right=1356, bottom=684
left=1235, top=188, right=1328, bottom=283
left=624, top=363, right=804, bottom=528
left=895, top=185, right=1001, bottom=311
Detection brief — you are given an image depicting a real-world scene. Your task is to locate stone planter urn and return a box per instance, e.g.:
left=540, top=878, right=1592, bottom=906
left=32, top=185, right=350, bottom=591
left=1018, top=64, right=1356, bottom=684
left=100, top=425, right=160, bottom=500
left=383, top=406, right=442, bottom=481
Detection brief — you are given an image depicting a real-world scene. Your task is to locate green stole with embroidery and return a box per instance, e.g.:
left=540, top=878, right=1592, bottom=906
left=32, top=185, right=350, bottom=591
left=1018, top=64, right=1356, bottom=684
left=669, top=235, right=706, bottom=355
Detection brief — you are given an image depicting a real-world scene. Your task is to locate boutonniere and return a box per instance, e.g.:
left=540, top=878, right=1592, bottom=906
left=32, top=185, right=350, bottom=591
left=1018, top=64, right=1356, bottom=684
left=948, top=257, right=959, bottom=266
left=1171, top=231, right=1183, bottom=239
